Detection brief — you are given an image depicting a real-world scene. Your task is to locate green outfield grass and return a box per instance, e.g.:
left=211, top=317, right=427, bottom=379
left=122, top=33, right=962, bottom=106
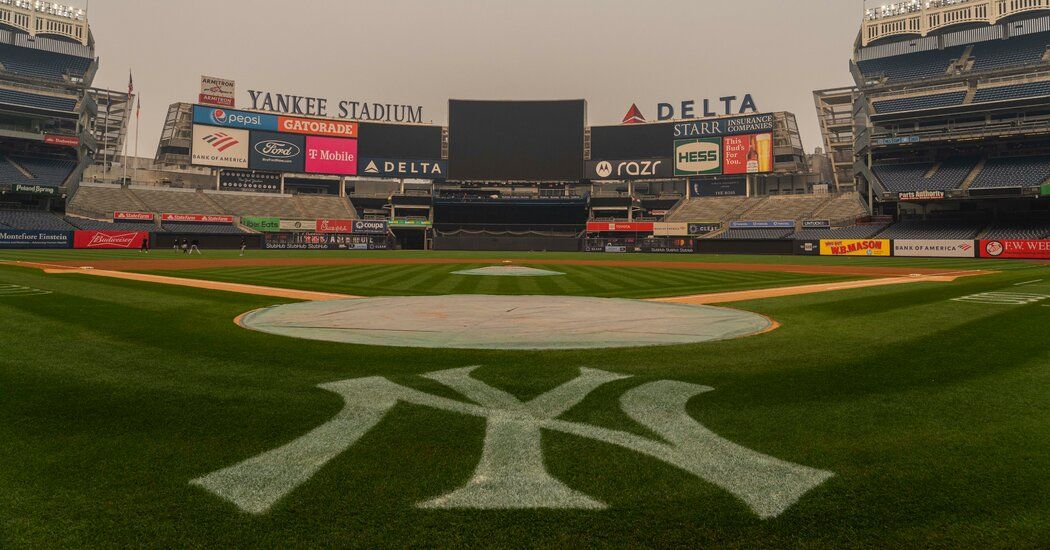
left=1, top=253, right=1048, bottom=547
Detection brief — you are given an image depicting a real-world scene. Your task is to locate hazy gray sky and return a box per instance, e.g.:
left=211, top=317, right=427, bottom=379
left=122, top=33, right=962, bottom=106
left=82, top=0, right=864, bottom=157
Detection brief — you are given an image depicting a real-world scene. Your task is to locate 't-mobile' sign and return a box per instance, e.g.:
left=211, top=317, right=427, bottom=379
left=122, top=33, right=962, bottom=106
left=305, top=136, right=358, bottom=175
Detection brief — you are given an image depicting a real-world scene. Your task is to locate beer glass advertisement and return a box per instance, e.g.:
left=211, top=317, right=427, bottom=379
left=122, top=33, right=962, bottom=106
left=722, top=133, right=773, bottom=175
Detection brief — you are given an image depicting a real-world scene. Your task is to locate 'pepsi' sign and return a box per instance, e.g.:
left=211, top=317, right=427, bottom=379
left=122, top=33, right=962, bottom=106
left=193, top=105, right=278, bottom=131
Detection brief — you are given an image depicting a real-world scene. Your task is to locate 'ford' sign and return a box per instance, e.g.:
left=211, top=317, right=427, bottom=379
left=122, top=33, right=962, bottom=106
left=353, top=220, right=389, bottom=235
left=249, top=132, right=306, bottom=172
left=194, top=105, right=278, bottom=131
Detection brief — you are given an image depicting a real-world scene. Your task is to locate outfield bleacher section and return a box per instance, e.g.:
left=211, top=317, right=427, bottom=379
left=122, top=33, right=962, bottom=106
left=207, top=193, right=304, bottom=219
left=793, top=225, right=888, bottom=240
left=12, top=157, right=76, bottom=187
left=982, top=222, right=1050, bottom=240
left=877, top=220, right=985, bottom=240
left=714, top=228, right=795, bottom=240
left=667, top=194, right=865, bottom=225
left=65, top=217, right=157, bottom=232
left=665, top=196, right=749, bottom=222
left=873, top=157, right=980, bottom=193
left=739, top=195, right=831, bottom=221
left=131, top=188, right=223, bottom=215
left=162, top=223, right=248, bottom=235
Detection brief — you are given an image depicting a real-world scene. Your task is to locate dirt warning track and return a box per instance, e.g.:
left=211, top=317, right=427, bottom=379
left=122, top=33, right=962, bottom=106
left=3, top=257, right=989, bottom=304
left=3, top=257, right=992, bottom=278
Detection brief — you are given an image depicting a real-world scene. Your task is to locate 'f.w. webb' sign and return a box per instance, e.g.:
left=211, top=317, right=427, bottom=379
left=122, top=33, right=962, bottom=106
left=192, top=368, right=832, bottom=518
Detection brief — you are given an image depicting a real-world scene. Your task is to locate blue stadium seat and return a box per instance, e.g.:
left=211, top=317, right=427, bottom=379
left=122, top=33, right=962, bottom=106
left=971, top=33, right=1050, bottom=72
left=873, top=91, right=967, bottom=114
left=973, top=80, right=1050, bottom=103
left=873, top=157, right=978, bottom=192
left=9, top=157, right=76, bottom=187
left=971, top=156, right=1050, bottom=189
left=0, top=210, right=75, bottom=231
left=0, top=88, right=77, bottom=112
left=0, top=43, right=92, bottom=81
left=162, top=223, right=248, bottom=235
left=856, top=47, right=965, bottom=83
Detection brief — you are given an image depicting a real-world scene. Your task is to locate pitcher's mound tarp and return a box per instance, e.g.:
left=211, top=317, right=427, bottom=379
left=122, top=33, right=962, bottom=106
left=451, top=266, right=565, bottom=277
left=238, top=295, right=773, bottom=350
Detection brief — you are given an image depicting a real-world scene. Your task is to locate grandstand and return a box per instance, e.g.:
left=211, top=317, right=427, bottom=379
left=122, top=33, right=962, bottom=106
left=853, top=2, right=1050, bottom=229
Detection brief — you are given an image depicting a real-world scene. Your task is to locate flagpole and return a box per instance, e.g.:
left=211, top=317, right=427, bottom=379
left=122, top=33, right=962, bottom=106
left=134, top=96, right=140, bottom=184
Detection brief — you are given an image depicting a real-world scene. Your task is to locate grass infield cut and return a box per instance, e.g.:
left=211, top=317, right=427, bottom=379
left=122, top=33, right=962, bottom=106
left=0, top=251, right=1047, bottom=547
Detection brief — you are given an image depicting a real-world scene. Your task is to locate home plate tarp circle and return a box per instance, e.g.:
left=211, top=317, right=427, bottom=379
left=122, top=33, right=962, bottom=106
left=238, top=295, right=773, bottom=350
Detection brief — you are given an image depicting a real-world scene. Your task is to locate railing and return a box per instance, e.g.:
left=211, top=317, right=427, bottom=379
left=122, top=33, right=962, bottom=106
left=862, top=0, right=1050, bottom=46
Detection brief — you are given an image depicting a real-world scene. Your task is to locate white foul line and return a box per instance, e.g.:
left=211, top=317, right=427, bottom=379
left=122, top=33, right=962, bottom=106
left=1014, top=279, right=1044, bottom=286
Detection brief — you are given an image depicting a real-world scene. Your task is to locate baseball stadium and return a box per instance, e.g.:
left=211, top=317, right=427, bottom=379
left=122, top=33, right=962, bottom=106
left=1, top=1, right=1049, bottom=547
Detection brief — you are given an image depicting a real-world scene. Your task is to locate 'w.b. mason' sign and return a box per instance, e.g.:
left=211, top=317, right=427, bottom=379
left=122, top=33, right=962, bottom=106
left=192, top=367, right=832, bottom=518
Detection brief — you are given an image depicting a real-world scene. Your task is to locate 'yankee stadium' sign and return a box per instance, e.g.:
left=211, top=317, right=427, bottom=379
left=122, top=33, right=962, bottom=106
left=247, top=90, right=425, bottom=123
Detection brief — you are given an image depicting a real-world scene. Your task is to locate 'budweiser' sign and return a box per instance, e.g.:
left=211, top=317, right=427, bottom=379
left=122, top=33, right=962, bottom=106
left=73, top=231, right=149, bottom=249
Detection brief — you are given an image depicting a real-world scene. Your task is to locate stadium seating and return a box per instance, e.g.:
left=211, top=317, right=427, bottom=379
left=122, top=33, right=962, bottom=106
left=973, top=80, right=1050, bottom=103
left=207, top=193, right=304, bottom=219
left=131, top=188, right=224, bottom=215
left=0, top=210, right=75, bottom=231
left=0, top=43, right=92, bottom=81
left=296, top=194, right=358, bottom=219
left=873, top=157, right=979, bottom=192
left=971, top=33, right=1050, bottom=72
left=0, top=88, right=77, bottom=112
left=792, top=225, right=888, bottom=240
left=740, top=195, right=830, bottom=221
left=872, top=91, right=967, bottom=114
left=971, top=156, right=1050, bottom=189
left=666, top=196, right=750, bottom=222
left=65, top=216, right=157, bottom=232
left=856, top=47, right=964, bottom=83
left=877, top=220, right=985, bottom=239
left=810, top=193, right=868, bottom=222
left=982, top=222, right=1050, bottom=240
left=162, top=223, right=247, bottom=235
left=67, top=185, right=144, bottom=216
left=714, top=228, right=795, bottom=240
left=0, top=157, right=31, bottom=184
left=10, top=157, right=75, bottom=187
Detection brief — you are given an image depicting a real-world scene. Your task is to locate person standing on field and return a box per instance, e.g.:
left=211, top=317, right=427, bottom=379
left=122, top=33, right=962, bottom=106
left=239, top=237, right=247, bottom=257
left=190, top=238, right=201, bottom=255
left=139, top=235, right=150, bottom=253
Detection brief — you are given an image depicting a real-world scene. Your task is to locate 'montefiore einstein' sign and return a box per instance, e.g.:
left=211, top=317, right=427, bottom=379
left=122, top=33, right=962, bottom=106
left=247, top=90, right=425, bottom=123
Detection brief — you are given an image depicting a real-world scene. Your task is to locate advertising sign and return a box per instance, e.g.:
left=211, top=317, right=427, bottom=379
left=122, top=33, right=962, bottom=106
left=979, top=240, right=1050, bottom=259
left=586, top=222, right=655, bottom=233
left=795, top=240, right=821, bottom=256
left=220, top=169, right=281, bottom=193
left=279, top=219, right=318, bottom=232
left=161, top=214, right=235, bottom=223
left=305, top=136, right=358, bottom=175
left=652, top=222, right=689, bottom=237
left=12, top=184, right=56, bottom=196
left=73, top=230, right=149, bottom=249
left=585, top=158, right=673, bottom=180
left=722, top=133, right=773, bottom=175
left=898, top=190, right=946, bottom=201
left=894, top=240, right=976, bottom=258
left=191, top=125, right=249, bottom=168
left=278, top=116, right=359, bottom=138
left=44, top=134, right=79, bottom=148
left=730, top=221, right=795, bottom=229
left=247, top=132, right=305, bottom=174
left=820, top=239, right=891, bottom=257
left=675, top=138, right=721, bottom=176
left=0, top=230, right=71, bottom=249
left=688, top=222, right=722, bottom=235
left=353, top=219, right=389, bottom=235
left=241, top=216, right=280, bottom=233
left=113, top=211, right=154, bottom=221
left=691, top=177, right=746, bottom=197
left=264, top=233, right=386, bottom=250
left=802, top=220, right=831, bottom=229
left=390, top=218, right=432, bottom=227
left=193, top=106, right=278, bottom=131
left=317, top=219, right=355, bottom=234
left=673, top=113, right=775, bottom=138
left=200, top=76, right=236, bottom=107
left=248, top=89, right=424, bottom=123
left=360, top=158, right=447, bottom=179
left=1041, top=183, right=1050, bottom=196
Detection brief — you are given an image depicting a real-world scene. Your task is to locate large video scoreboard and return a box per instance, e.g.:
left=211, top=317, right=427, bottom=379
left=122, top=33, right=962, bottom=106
left=447, top=99, right=586, bottom=181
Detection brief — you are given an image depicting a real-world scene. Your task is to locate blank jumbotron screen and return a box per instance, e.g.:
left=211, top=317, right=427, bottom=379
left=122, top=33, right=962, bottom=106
left=448, top=100, right=585, bottom=181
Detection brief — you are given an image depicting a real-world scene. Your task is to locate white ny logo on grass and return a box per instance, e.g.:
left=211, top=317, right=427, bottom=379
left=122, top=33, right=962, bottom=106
left=193, top=368, right=832, bottom=519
